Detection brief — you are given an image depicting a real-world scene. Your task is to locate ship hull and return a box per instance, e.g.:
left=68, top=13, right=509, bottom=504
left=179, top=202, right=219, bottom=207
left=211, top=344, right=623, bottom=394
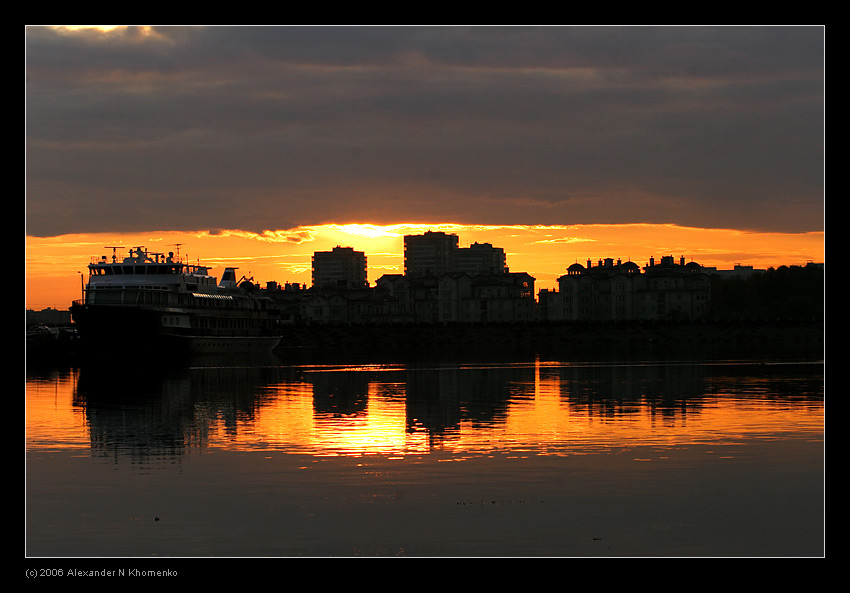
left=70, top=303, right=282, bottom=357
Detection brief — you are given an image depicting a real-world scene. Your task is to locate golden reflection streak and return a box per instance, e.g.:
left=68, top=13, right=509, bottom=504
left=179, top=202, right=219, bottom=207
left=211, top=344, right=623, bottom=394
left=305, top=384, right=427, bottom=457
left=25, top=371, right=90, bottom=451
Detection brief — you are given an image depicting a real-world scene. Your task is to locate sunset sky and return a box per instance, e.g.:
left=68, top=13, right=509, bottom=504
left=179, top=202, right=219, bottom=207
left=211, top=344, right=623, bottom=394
left=25, top=26, right=824, bottom=310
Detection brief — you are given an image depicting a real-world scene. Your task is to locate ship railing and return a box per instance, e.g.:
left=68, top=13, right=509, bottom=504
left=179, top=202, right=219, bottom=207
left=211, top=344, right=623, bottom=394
left=88, top=253, right=197, bottom=266
left=71, top=295, right=248, bottom=309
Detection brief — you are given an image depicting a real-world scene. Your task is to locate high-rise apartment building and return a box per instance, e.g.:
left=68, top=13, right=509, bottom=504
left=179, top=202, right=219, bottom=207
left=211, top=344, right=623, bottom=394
left=404, top=232, right=510, bottom=278
left=312, top=246, right=368, bottom=289
left=403, top=231, right=459, bottom=277
left=457, top=242, right=507, bottom=276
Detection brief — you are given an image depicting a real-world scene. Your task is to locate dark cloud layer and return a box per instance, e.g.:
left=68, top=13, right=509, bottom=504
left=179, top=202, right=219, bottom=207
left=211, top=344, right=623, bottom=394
left=25, top=25, right=824, bottom=237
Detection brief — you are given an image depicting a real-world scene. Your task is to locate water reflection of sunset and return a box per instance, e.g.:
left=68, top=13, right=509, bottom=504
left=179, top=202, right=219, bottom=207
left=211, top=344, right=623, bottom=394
left=25, top=223, right=824, bottom=310
left=26, top=361, right=824, bottom=460
left=243, top=380, right=430, bottom=457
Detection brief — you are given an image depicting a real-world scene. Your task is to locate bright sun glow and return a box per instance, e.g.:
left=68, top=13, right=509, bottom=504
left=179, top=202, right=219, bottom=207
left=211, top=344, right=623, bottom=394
left=53, top=25, right=153, bottom=34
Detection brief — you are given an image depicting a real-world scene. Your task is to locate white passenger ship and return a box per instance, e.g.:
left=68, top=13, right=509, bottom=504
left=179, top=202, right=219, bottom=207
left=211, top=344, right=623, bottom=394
left=70, top=246, right=283, bottom=355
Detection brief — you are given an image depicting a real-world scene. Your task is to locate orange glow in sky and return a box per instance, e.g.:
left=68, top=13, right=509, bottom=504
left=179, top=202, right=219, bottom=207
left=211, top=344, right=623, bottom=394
left=25, top=223, right=824, bottom=310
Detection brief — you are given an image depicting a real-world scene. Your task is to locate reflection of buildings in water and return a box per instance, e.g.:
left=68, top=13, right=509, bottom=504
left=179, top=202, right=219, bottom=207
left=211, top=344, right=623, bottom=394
left=73, top=360, right=708, bottom=464
left=65, top=358, right=819, bottom=464
left=544, top=361, right=822, bottom=423
left=310, top=370, right=370, bottom=417
left=405, top=365, right=534, bottom=429
left=404, top=368, right=460, bottom=435
left=302, top=361, right=739, bottom=450
left=303, top=364, right=534, bottom=446
left=402, top=364, right=539, bottom=451
left=549, top=362, right=710, bottom=421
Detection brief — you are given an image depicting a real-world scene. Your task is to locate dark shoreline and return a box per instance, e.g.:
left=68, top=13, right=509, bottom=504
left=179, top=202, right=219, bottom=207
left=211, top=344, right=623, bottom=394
left=26, top=318, right=824, bottom=366
left=273, top=318, right=825, bottom=362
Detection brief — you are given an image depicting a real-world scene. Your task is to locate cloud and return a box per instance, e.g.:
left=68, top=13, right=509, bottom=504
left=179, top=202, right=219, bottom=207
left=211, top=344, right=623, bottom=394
left=25, top=25, right=824, bottom=237
left=533, top=236, right=595, bottom=245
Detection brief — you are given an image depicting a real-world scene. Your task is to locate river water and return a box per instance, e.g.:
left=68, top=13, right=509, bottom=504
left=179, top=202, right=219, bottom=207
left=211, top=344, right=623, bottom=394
left=25, top=352, right=824, bottom=558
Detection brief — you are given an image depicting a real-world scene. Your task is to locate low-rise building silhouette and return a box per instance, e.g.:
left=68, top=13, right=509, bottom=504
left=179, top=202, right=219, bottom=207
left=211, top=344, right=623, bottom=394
left=539, top=255, right=711, bottom=321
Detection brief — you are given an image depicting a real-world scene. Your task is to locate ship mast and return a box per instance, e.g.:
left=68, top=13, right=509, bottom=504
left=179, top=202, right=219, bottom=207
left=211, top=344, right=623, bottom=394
left=104, top=246, right=125, bottom=264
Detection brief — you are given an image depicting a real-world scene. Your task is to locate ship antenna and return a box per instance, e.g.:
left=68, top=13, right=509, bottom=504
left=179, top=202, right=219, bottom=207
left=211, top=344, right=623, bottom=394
left=104, top=246, right=125, bottom=263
